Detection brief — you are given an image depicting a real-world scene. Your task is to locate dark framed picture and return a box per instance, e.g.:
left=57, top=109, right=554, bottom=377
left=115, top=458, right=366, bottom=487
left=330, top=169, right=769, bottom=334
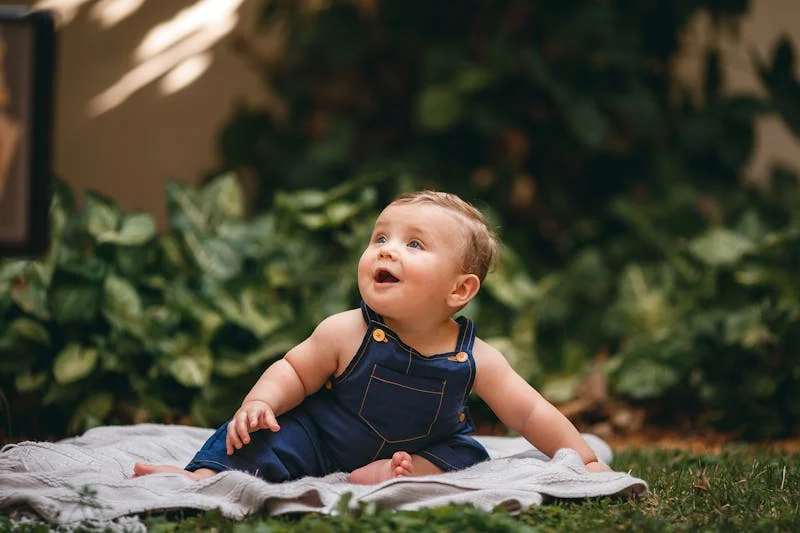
left=0, top=7, right=55, bottom=258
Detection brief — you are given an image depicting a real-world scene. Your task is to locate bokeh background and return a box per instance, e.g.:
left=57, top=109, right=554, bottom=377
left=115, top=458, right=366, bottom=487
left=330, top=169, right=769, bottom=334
left=1, top=0, right=799, bottom=444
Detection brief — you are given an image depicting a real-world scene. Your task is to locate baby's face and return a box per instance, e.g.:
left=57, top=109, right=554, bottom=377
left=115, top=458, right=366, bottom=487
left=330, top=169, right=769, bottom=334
left=357, top=202, right=466, bottom=322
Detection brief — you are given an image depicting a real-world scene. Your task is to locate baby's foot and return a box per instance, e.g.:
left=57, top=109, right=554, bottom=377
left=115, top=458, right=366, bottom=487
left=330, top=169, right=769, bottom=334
left=348, top=451, right=414, bottom=484
left=390, top=451, right=414, bottom=478
left=132, top=462, right=216, bottom=480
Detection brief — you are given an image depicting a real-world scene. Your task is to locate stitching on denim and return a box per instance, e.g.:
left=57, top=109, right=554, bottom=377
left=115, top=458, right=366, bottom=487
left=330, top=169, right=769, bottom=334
left=417, top=449, right=457, bottom=471
left=381, top=330, right=455, bottom=360
left=336, top=324, right=375, bottom=383
left=359, top=364, right=447, bottom=443
left=456, top=317, right=467, bottom=351
left=427, top=379, right=446, bottom=436
left=459, top=320, right=475, bottom=408
left=371, top=439, right=386, bottom=462
left=371, top=375, right=444, bottom=395
left=189, top=459, right=231, bottom=471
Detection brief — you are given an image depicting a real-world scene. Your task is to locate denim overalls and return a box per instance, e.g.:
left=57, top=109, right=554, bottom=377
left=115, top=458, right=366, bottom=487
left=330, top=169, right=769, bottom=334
left=185, top=301, right=489, bottom=481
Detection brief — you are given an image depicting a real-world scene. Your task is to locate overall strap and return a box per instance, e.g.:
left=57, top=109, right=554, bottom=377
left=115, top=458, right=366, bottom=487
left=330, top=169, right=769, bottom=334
left=455, top=316, right=476, bottom=353
left=360, top=300, right=385, bottom=325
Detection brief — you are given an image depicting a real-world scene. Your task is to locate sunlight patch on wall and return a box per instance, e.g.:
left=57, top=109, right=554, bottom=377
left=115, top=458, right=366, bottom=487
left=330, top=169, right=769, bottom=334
left=33, top=0, right=246, bottom=116
left=160, top=52, right=212, bottom=95
left=90, top=0, right=146, bottom=28
left=32, top=0, right=94, bottom=25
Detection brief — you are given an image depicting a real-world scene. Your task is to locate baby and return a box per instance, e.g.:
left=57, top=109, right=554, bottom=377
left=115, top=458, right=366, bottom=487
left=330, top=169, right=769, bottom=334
left=134, top=190, right=611, bottom=484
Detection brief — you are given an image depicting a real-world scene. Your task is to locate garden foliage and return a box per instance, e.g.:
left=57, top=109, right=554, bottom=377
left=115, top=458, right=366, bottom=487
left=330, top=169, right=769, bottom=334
left=213, top=0, right=800, bottom=437
left=1, top=0, right=800, bottom=440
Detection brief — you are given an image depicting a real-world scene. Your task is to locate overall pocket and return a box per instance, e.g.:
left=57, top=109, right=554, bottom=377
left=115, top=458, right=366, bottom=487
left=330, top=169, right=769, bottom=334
left=359, top=364, right=446, bottom=443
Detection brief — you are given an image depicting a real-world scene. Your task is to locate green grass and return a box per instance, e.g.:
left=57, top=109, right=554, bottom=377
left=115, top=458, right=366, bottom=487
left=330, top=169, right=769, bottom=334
left=2, top=446, right=798, bottom=532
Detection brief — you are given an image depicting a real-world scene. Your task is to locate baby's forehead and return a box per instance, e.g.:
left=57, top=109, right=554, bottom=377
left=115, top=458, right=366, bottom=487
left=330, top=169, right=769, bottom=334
left=378, top=202, right=463, bottom=224
left=374, top=203, right=470, bottom=245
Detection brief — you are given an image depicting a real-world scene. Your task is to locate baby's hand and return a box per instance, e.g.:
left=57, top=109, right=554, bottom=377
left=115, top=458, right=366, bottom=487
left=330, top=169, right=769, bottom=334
left=584, top=460, right=612, bottom=473
left=226, top=400, right=280, bottom=455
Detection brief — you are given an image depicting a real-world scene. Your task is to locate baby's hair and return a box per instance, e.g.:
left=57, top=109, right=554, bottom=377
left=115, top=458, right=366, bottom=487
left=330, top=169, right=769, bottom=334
left=390, top=190, right=499, bottom=282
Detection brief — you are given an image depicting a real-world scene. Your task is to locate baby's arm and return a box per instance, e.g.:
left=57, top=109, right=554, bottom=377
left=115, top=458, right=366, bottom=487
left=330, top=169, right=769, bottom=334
left=472, top=339, right=610, bottom=472
left=226, top=311, right=352, bottom=454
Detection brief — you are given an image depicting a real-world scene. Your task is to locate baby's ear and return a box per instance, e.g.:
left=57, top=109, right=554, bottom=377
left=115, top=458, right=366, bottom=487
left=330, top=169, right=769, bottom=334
left=448, top=274, right=480, bottom=309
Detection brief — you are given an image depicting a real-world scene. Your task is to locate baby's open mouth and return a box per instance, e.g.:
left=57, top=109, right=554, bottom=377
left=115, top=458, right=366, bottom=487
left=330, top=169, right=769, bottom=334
left=375, top=268, right=399, bottom=283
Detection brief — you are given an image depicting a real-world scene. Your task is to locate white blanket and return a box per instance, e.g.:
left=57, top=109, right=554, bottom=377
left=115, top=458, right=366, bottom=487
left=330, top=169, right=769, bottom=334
left=0, top=424, right=647, bottom=530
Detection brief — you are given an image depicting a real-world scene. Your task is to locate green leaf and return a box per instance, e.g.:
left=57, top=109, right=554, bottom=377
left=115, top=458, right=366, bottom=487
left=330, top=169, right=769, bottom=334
left=238, top=287, right=284, bottom=338
left=97, top=213, right=156, bottom=246
left=689, top=227, right=755, bottom=266
left=103, top=274, right=143, bottom=328
left=483, top=248, right=543, bottom=309
left=456, top=66, right=493, bottom=94
left=53, top=343, right=99, bottom=384
left=10, top=275, right=50, bottom=320
left=10, top=317, right=50, bottom=345
left=50, top=286, right=100, bottom=325
left=58, top=254, right=108, bottom=282
left=182, top=232, right=243, bottom=281
left=612, top=358, right=679, bottom=399
left=214, top=339, right=295, bottom=377
left=68, top=392, right=114, bottom=434
left=277, top=190, right=328, bottom=210
left=325, top=201, right=360, bottom=225
left=0, top=259, right=28, bottom=285
left=15, top=371, right=48, bottom=392
left=168, top=345, right=213, bottom=388
left=201, top=173, right=245, bottom=223
left=298, top=213, right=329, bottom=230
left=165, top=181, right=206, bottom=234
left=417, top=86, right=463, bottom=132
left=541, top=374, right=580, bottom=404
left=83, top=192, right=120, bottom=239
left=159, top=234, right=187, bottom=270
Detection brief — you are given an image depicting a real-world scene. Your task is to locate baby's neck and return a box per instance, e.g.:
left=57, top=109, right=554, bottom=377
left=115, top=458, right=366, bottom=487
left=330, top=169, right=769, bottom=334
left=382, top=315, right=460, bottom=356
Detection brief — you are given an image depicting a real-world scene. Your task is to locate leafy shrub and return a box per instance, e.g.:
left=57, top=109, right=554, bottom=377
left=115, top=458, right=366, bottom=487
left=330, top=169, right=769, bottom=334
left=0, top=175, right=548, bottom=440
left=210, top=0, right=800, bottom=438
left=2, top=170, right=800, bottom=440
left=0, top=176, right=380, bottom=438
left=3, top=0, right=800, bottom=440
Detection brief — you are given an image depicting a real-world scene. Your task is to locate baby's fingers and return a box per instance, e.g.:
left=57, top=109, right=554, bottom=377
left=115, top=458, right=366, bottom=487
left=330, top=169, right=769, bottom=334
left=226, top=420, right=242, bottom=455
left=227, top=413, right=251, bottom=453
left=260, top=410, right=280, bottom=432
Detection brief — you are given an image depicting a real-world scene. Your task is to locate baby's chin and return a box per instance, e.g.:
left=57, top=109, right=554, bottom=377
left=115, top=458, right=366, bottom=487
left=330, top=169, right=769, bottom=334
left=360, top=292, right=401, bottom=316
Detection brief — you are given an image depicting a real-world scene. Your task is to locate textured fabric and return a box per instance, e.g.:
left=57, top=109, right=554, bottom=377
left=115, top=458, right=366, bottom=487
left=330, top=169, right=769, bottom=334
left=0, top=423, right=647, bottom=531
left=188, top=301, right=488, bottom=478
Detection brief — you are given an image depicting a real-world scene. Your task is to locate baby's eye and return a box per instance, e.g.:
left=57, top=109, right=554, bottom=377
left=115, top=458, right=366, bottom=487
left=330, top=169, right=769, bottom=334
left=375, top=235, right=387, bottom=244
left=407, top=240, right=423, bottom=249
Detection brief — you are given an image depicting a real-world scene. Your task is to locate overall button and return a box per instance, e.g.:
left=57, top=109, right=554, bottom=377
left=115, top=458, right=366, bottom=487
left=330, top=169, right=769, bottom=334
left=372, top=329, right=386, bottom=342
left=325, top=380, right=333, bottom=390
left=455, top=351, right=468, bottom=363
left=458, top=412, right=466, bottom=423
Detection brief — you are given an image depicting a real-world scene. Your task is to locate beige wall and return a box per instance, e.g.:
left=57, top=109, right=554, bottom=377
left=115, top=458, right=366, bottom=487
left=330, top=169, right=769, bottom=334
left=15, top=0, right=271, bottom=227
left=12, top=0, right=800, bottom=228
left=674, top=0, right=800, bottom=184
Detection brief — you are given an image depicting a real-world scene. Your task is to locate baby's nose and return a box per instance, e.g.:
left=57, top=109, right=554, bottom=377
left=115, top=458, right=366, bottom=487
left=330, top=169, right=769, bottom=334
left=378, top=245, right=397, bottom=259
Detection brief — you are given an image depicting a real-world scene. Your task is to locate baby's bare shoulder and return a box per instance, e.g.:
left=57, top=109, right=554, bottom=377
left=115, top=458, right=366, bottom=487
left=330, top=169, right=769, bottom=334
left=315, top=309, right=368, bottom=376
left=472, top=337, right=515, bottom=380
left=313, top=309, right=367, bottom=346
left=472, top=336, right=505, bottom=363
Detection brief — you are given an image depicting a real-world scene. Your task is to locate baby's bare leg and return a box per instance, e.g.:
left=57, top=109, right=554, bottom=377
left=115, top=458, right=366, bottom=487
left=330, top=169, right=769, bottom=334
left=348, top=452, right=443, bottom=485
left=132, top=462, right=217, bottom=480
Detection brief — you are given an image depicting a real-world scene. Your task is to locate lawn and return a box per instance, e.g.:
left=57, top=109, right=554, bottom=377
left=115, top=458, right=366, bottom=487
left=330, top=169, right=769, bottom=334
left=2, top=445, right=797, bottom=532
